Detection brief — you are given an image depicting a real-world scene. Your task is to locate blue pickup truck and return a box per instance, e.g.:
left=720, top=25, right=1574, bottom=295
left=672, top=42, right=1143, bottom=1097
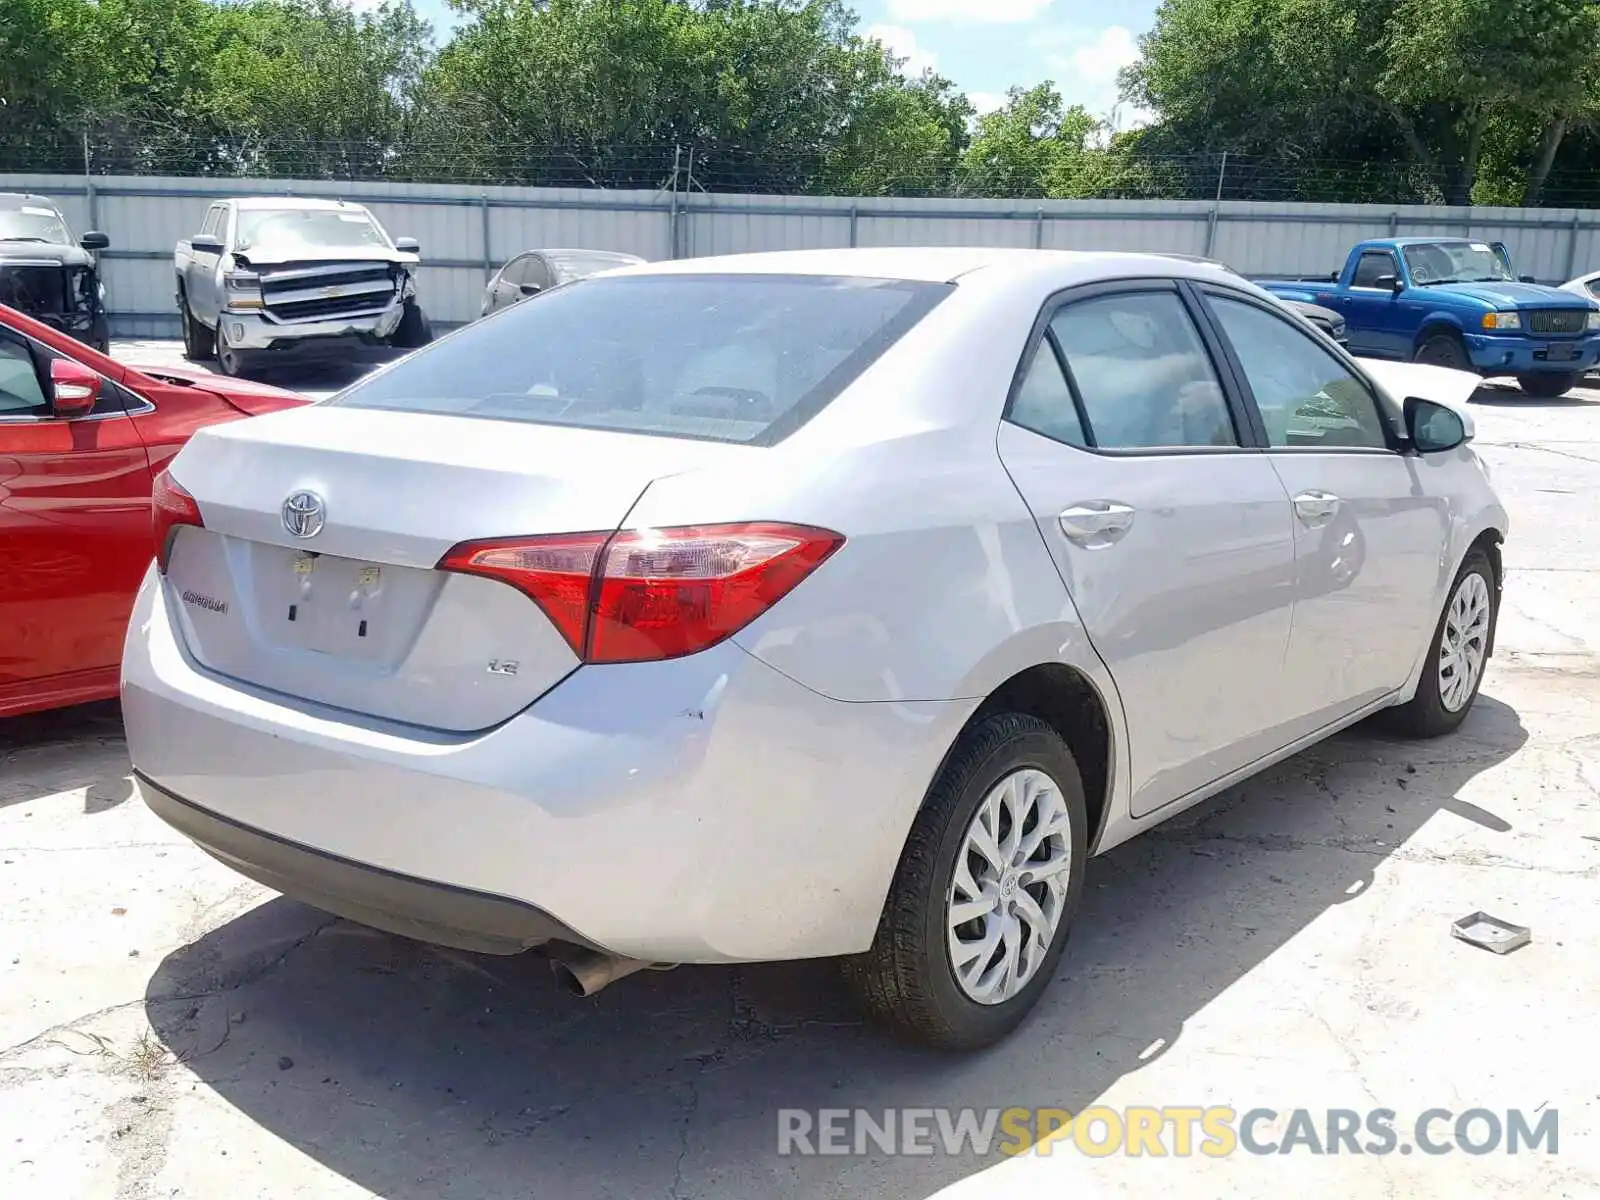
left=1259, top=237, right=1600, bottom=397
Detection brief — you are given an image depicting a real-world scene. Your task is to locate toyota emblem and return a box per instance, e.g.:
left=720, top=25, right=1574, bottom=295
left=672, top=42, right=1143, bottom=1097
left=281, top=490, right=326, bottom=539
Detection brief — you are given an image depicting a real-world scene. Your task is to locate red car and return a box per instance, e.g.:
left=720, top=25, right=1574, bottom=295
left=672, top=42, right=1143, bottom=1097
left=0, top=302, right=307, bottom=717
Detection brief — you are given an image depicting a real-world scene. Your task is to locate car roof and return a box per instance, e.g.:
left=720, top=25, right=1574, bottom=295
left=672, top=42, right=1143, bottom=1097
left=607, top=247, right=1242, bottom=285
left=539, top=248, right=643, bottom=260
left=0, top=193, right=62, bottom=210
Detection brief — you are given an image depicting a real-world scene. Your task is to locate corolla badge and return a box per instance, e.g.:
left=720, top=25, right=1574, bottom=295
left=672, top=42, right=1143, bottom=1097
left=282, top=490, right=326, bottom=539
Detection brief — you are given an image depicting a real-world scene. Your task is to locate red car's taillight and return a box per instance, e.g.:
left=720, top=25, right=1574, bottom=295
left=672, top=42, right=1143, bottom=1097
left=439, top=522, right=845, bottom=664
left=152, top=469, right=204, bottom=570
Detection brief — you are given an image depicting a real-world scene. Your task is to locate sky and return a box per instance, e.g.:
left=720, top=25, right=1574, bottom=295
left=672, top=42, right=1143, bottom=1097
left=351, top=0, right=1159, bottom=129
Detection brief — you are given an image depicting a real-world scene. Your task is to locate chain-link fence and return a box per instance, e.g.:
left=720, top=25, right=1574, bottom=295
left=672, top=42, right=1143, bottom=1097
left=3, top=118, right=1591, bottom=207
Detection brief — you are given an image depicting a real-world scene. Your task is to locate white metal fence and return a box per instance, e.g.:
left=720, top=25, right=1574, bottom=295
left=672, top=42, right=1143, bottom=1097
left=7, top=171, right=1600, bottom=337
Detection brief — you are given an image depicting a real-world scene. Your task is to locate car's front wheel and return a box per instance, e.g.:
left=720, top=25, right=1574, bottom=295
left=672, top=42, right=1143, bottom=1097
left=842, top=713, right=1087, bottom=1050
left=390, top=300, right=433, bottom=350
left=1414, top=331, right=1470, bottom=371
left=1385, top=549, right=1496, bottom=738
left=1516, top=372, right=1580, bottom=399
left=214, top=321, right=254, bottom=379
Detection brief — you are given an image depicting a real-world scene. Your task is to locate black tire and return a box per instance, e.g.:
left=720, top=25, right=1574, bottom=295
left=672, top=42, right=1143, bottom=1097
left=213, top=321, right=254, bottom=379
left=1413, top=331, right=1470, bottom=371
left=1384, top=549, right=1496, bottom=738
left=179, top=285, right=214, bottom=361
left=841, top=713, right=1088, bottom=1051
left=89, top=315, right=111, bottom=355
left=390, top=300, right=433, bottom=350
left=1516, top=372, right=1579, bottom=399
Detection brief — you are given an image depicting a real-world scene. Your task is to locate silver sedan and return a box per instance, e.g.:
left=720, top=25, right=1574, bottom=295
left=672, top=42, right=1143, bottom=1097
left=480, top=248, right=645, bottom=315
left=123, top=248, right=1507, bottom=1050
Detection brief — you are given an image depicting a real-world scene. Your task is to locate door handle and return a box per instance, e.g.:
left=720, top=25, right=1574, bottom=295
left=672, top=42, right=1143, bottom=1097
left=1293, top=490, right=1341, bottom=527
left=1058, top=500, right=1136, bottom=545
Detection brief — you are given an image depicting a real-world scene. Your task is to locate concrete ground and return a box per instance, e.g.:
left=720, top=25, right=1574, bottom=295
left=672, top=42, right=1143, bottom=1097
left=2, top=348, right=1597, bottom=1199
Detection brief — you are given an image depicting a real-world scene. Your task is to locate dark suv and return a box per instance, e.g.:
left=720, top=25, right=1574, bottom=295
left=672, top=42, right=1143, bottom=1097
left=0, top=194, right=111, bottom=352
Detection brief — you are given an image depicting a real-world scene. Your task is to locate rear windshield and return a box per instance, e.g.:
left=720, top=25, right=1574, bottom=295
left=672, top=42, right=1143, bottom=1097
left=545, top=251, right=643, bottom=282
left=329, top=273, right=952, bottom=445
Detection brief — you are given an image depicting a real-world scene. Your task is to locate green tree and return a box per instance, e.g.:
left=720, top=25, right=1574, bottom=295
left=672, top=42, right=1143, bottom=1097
left=405, top=0, right=971, bottom=192
left=1124, top=0, right=1600, bottom=205
left=203, top=0, right=432, bottom=179
left=0, top=0, right=433, bottom=178
left=1378, top=0, right=1600, bottom=203
left=956, top=84, right=1155, bottom=198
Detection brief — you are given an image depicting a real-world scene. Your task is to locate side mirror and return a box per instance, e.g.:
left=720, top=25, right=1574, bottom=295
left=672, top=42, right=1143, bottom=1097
left=50, top=358, right=101, bottom=418
left=1374, top=273, right=1402, bottom=292
left=1404, top=396, right=1472, bottom=453
left=80, top=231, right=110, bottom=251
left=518, top=283, right=541, bottom=296
left=1519, top=274, right=1537, bottom=284
left=190, top=234, right=224, bottom=254
left=394, top=236, right=420, bottom=254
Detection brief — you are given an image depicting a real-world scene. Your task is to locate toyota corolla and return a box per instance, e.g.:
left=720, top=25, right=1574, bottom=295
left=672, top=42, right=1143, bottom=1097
left=122, top=249, right=1507, bottom=1049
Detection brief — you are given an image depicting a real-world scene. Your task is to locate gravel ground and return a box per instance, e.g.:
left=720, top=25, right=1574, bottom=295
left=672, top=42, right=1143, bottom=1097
left=2, top=352, right=1597, bottom=1199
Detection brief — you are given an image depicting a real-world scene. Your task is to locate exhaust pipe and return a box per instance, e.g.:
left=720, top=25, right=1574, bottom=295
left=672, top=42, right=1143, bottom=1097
left=548, top=946, right=666, bottom=997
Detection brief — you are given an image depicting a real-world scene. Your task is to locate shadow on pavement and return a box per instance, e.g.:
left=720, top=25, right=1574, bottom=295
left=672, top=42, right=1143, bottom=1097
left=1470, top=382, right=1600, bottom=408
left=241, top=351, right=393, bottom=394
left=143, top=696, right=1527, bottom=1199
left=0, top=700, right=128, bottom=813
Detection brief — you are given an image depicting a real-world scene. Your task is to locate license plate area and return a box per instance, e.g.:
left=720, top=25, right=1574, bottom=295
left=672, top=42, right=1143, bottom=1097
left=251, top=543, right=440, bottom=664
left=1535, top=344, right=1582, bottom=362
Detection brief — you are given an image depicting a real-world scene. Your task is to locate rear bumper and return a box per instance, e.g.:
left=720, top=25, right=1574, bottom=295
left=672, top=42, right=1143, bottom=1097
left=217, top=303, right=404, bottom=352
left=138, top=773, right=587, bottom=954
left=1464, top=332, right=1600, bottom=374
left=122, top=567, right=967, bottom=963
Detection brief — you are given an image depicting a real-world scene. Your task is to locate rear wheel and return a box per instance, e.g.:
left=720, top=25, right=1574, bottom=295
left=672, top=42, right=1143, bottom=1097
left=1516, top=372, right=1579, bottom=398
left=1385, top=549, right=1495, bottom=738
left=841, top=713, right=1087, bottom=1050
left=1414, top=331, right=1470, bottom=371
left=179, top=285, right=214, bottom=361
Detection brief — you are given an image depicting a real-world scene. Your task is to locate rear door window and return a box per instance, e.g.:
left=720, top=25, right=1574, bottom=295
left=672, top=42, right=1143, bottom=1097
left=1007, top=339, right=1089, bottom=448
left=332, top=274, right=952, bottom=445
left=1049, top=291, right=1239, bottom=450
left=1352, top=251, right=1398, bottom=288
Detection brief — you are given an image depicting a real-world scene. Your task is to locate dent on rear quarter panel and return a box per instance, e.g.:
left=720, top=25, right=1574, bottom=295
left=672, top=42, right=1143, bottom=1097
left=623, top=427, right=1107, bottom=706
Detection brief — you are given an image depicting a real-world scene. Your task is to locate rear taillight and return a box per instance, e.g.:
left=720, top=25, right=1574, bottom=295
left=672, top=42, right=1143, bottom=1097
left=152, top=469, right=204, bottom=570
left=439, top=522, right=844, bottom=664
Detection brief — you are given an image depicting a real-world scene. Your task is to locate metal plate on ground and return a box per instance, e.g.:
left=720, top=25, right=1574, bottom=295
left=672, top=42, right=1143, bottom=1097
left=1451, top=911, right=1531, bottom=955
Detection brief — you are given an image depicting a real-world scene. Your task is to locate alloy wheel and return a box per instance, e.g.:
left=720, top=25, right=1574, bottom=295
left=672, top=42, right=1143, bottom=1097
left=216, top=325, right=241, bottom=376
left=946, top=767, right=1075, bottom=1005
left=1438, top=571, right=1491, bottom=712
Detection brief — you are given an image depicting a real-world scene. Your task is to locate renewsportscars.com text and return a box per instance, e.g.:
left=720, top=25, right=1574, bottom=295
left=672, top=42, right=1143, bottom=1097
left=777, top=1106, right=1559, bottom=1158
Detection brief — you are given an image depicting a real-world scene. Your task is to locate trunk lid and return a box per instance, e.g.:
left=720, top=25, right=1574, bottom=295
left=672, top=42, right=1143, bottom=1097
left=162, top=406, right=753, bottom=731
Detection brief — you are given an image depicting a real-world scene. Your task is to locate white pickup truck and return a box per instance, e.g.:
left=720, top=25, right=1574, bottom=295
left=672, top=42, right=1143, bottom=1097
left=174, top=197, right=431, bottom=377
